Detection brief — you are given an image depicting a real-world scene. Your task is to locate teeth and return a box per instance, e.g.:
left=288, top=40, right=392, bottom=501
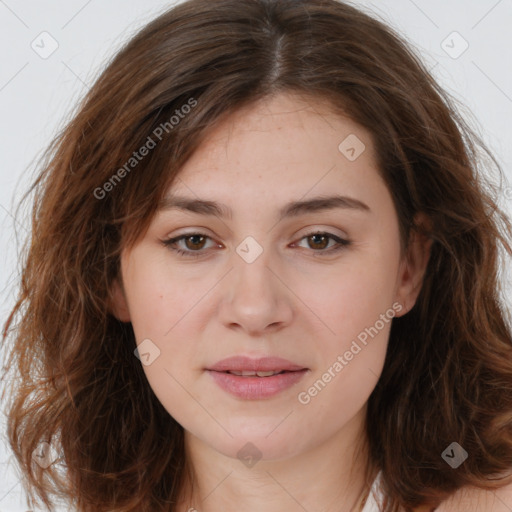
left=228, top=370, right=282, bottom=377
left=257, top=371, right=280, bottom=377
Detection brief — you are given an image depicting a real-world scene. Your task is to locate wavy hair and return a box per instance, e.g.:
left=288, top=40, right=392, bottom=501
left=2, top=0, right=512, bottom=510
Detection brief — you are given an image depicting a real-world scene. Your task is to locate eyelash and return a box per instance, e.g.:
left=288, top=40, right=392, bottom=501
left=161, top=231, right=351, bottom=258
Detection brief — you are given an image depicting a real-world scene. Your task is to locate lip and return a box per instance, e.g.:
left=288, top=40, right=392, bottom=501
left=207, top=356, right=307, bottom=373
left=206, top=356, right=309, bottom=400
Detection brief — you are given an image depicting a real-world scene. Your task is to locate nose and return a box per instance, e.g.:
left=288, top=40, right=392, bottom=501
left=217, top=245, right=294, bottom=336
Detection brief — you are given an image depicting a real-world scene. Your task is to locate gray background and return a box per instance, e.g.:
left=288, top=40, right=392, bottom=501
left=1, top=0, right=511, bottom=510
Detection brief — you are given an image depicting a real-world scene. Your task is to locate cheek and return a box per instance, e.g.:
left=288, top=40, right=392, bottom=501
left=122, top=253, right=214, bottom=390
left=294, top=266, right=396, bottom=426
left=125, top=275, right=169, bottom=338
left=294, top=250, right=399, bottom=347
left=123, top=250, right=204, bottom=339
left=289, top=246, right=400, bottom=417
left=122, top=259, right=204, bottom=427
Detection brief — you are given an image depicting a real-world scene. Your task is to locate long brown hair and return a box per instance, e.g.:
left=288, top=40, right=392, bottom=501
left=2, top=0, right=512, bottom=510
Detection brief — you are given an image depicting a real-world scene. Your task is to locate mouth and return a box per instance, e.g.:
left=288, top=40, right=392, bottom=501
left=206, top=355, right=307, bottom=373
left=205, top=358, right=309, bottom=399
left=220, top=369, right=294, bottom=377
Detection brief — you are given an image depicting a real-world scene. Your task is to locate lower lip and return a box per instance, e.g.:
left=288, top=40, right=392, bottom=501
left=206, top=369, right=308, bottom=399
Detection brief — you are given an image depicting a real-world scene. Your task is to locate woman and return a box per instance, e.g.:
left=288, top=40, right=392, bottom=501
left=2, top=0, right=512, bottom=511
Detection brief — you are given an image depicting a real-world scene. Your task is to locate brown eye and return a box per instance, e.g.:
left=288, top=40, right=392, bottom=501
left=162, top=232, right=217, bottom=258
left=307, top=234, right=330, bottom=250
left=183, top=235, right=207, bottom=250
left=162, top=231, right=350, bottom=259
left=294, top=231, right=351, bottom=254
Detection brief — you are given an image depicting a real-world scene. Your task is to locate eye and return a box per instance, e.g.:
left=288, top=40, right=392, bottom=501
left=161, top=233, right=219, bottom=258
left=161, top=230, right=351, bottom=258
left=293, top=231, right=351, bottom=253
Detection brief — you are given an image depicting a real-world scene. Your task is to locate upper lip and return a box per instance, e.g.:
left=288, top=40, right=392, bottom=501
left=206, top=356, right=307, bottom=372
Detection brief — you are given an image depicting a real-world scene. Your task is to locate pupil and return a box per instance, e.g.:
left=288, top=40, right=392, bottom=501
left=186, top=235, right=205, bottom=250
left=310, top=234, right=328, bottom=249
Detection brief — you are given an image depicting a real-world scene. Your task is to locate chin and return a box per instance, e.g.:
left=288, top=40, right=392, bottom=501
left=189, top=419, right=310, bottom=463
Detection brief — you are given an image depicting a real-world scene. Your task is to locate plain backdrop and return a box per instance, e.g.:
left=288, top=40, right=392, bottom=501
left=1, top=1, right=511, bottom=510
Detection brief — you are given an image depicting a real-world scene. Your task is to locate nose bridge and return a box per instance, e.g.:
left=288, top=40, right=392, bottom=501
left=231, top=235, right=277, bottom=302
left=217, top=234, right=293, bottom=333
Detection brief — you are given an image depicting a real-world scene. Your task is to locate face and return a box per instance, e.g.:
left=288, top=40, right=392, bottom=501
left=112, top=92, right=430, bottom=462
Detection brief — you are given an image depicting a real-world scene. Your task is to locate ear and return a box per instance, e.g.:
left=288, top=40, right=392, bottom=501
left=109, top=277, right=131, bottom=322
left=394, top=213, right=433, bottom=317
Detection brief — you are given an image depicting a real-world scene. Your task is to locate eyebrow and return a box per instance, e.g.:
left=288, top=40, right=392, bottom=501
left=158, top=194, right=370, bottom=221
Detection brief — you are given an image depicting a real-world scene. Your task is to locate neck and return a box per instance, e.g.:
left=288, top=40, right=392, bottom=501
left=176, top=405, right=378, bottom=512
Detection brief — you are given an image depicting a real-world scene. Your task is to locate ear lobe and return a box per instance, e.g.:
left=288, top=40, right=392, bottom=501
left=109, top=278, right=131, bottom=322
left=394, top=213, right=433, bottom=317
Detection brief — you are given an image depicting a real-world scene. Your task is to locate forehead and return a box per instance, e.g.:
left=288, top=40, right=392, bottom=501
left=166, top=92, right=386, bottom=212
left=189, top=92, right=375, bottom=165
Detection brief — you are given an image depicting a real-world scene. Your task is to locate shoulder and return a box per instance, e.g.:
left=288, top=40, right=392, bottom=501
left=433, top=479, right=512, bottom=512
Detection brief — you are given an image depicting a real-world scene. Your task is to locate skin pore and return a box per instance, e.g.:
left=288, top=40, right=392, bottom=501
left=111, top=92, right=432, bottom=512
